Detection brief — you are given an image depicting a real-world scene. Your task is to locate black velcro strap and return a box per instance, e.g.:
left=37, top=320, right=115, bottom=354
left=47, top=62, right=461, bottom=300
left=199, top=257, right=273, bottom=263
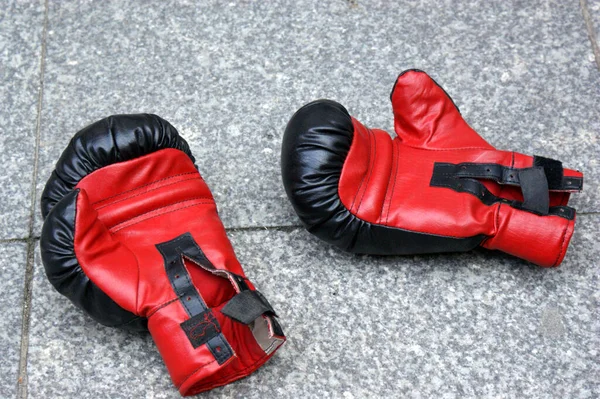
left=430, top=162, right=574, bottom=219
left=533, top=155, right=583, bottom=191
left=434, top=163, right=518, bottom=185
left=221, top=290, right=276, bottom=325
left=156, top=233, right=233, bottom=364
left=533, top=156, right=563, bottom=189
left=518, top=167, right=550, bottom=215
left=156, top=234, right=212, bottom=317
left=433, top=160, right=582, bottom=191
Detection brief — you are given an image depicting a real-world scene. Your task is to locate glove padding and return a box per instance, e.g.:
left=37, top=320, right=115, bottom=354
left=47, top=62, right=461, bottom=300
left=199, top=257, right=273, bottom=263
left=281, top=70, right=583, bottom=267
left=41, top=114, right=285, bottom=395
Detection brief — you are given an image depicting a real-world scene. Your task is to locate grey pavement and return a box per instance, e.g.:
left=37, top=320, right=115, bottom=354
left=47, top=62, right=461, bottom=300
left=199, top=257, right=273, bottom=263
left=1, top=0, right=599, bottom=398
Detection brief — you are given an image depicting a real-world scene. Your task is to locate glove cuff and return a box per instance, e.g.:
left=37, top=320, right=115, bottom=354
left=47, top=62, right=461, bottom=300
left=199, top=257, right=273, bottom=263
left=482, top=204, right=576, bottom=267
left=150, top=233, right=284, bottom=396
left=149, top=285, right=285, bottom=396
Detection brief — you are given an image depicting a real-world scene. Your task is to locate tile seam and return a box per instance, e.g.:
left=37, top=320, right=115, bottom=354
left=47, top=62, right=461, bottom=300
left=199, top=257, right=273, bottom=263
left=4, top=211, right=600, bottom=243
left=16, top=0, right=50, bottom=398
left=225, top=224, right=304, bottom=233
left=0, top=238, right=29, bottom=244
left=581, top=0, right=600, bottom=71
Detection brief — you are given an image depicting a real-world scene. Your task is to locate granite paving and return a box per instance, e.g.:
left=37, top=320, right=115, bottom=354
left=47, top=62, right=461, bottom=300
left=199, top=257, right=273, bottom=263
left=27, top=216, right=600, bottom=398
left=0, top=243, right=28, bottom=398
left=0, top=0, right=45, bottom=238
left=33, top=0, right=600, bottom=237
left=0, top=0, right=598, bottom=398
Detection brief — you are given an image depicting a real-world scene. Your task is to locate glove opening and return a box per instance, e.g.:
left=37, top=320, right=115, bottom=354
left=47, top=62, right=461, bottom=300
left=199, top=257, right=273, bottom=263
left=182, top=251, right=285, bottom=356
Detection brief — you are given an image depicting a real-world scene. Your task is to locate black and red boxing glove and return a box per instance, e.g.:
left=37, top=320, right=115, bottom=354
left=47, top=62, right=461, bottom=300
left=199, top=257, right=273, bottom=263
left=40, top=114, right=285, bottom=395
left=281, top=70, right=583, bottom=267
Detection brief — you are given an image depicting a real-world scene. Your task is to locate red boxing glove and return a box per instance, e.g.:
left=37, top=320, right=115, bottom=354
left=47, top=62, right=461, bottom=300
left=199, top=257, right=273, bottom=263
left=282, top=70, right=583, bottom=267
left=41, top=114, right=285, bottom=395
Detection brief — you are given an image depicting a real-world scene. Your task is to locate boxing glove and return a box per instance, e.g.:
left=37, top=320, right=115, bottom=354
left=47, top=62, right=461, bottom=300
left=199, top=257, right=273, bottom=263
left=281, top=70, right=583, bottom=267
left=40, top=114, right=285, bottom=395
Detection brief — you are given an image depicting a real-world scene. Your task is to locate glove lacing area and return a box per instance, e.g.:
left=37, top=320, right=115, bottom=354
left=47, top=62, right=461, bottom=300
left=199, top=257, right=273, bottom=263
left=429, top=156, right=581, bottom=219
left=155, top=232, right=284, bottom=360
left=151, top=232, right=285, bottom=395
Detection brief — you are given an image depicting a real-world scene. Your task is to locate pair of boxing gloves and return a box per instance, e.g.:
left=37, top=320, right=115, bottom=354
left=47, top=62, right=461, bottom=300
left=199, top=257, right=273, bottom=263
left=40, top=70, right=582, bottom=395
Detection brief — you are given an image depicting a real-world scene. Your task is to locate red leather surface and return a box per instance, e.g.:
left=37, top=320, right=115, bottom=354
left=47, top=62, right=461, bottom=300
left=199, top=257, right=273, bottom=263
left=482, top=205, right=575, bottom=267
left=391, top=71, right=494, bottom=151
left=338, top=70, right=582, bottom=267
left=73, top=148, right=281, bottom=394
left=338, top=120, right=393, bottom=221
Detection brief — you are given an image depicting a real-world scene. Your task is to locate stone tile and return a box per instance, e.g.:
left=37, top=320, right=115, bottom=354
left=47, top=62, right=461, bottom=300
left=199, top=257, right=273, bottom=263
left=34, top=0, right=598, bottom=237
left=224, top=217, right=600, bottom=398
left=27, top=242, right=177, bottom=399
left=27, top=214, right=599, bottom=398
left=0, top=242, right=28, bottom=398
left=0, top=0, right=45, bottom=239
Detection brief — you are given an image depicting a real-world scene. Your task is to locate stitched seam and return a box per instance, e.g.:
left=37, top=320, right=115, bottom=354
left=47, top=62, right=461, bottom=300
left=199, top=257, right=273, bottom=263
left=435, top=180, right=573, bottom=219
left=177, top=252, right=195, bottom=315
left=135, top=248, right=141, bottom=315
left=499, top=152, right=514, bottom=203
left=341, top=204, right=481, bottom=239
left=112, top=315, right=144, bottom=328
left=186, top=240, right=220, bottom=271
left=91, top=172, right=198, bottom=206
left=96, top=176, right=202, bottom=210
left=184, top=350, right=275, bottom=392
left=107, top=197, right=213, bottom=229
left=439, top=171, right=515, bottom=179
left=552, top=220, right=571, bottom=267
left=355, top=128, right=377, bottom=213
left=401, top=143, right=492, bottom=151
left=111, top=201, right=213, bottom=232
left=176, top=359, right=220, bottom=390
left=58, top=149, right=194, bottom=208
left=182, top=253, right=242, bottom=294
left=433, top=180, right=486, bottom=200
left=494, top=203, right=501, bottom=237
left=434, top=181, right=461, bottom=191
left=147, top=297, right=181, bottom=318
left=386, top=140, right=400, bottom=225
left=381, top=139, right=398, bottom=225
left=481, top=203, right=501, bottom=247
left=335, top=148, right=483, bottom=240
left=73, top=191, right=140, bottom=321
left=349, top=127, right=372, bottom=211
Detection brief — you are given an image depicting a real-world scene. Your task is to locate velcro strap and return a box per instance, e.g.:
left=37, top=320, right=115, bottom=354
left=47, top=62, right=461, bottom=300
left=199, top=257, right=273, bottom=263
left=221, top=290, right=276, bottom=325
left=157, top=233, right=234, bottom=364
left=533, top=156, right=562, bottom=188
left=518, top=167, right=549, bottom=215
left=430, top=162, right=575, bottom=218
left=434, top=159, right=581, bottom=191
